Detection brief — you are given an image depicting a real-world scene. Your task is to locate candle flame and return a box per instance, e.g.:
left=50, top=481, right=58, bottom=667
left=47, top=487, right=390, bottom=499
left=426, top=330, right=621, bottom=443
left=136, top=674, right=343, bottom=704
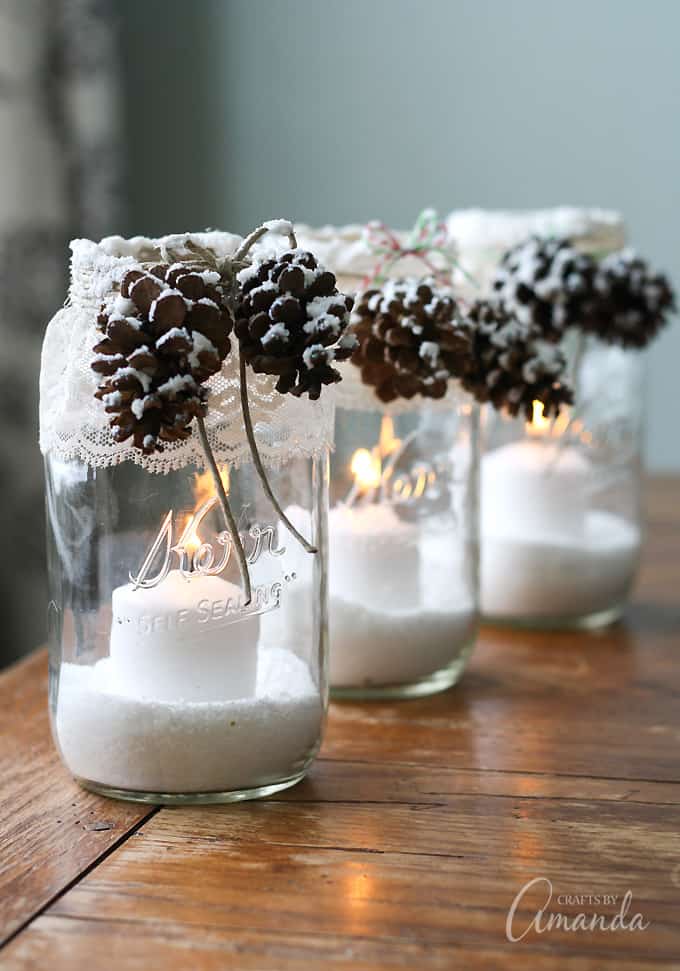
left=350, top=448, right=382, bottom=491
left=526, top=400, right=573, bottom=439
left=349, top=415, right=402, bottom=492
left=525, top=399, right=594, bottom=445
left=346, top=415, right=439, bottom=507
left=527, top=400, right=552, bottom=436
left=378, top=415, right=400, bottom=458
left=182, top=466, right=231, bottom=555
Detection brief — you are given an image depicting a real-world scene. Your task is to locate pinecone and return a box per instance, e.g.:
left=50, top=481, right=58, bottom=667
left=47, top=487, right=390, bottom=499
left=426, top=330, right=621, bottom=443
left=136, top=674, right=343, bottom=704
left=460, top=300, right=573, bottom=419
left=584, top=249, right=676, bottom=348
left=91, top=262, right=233, bottom=454
left=234, top=250, right=356, bottom=400
left=349, top=279, right=471, bottom=403
left=492, top=236, right=596, bottom=342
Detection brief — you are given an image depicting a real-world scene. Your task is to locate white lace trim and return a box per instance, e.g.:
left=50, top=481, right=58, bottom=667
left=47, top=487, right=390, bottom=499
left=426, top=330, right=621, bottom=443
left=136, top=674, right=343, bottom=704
left=39, top=233, right=334, bottom=473
left=296, top=212, right=627, bottom=301
left=446, top=207, right=627, bottom=296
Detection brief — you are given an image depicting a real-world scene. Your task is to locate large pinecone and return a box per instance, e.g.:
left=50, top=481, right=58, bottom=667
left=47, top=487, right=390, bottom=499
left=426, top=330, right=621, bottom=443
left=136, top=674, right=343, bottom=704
left=460, top=301, right=573, bottom=419
left=234, top=250, right=356, bottom=400
left=91, top=262, right=233, bottom=454
left=350, top=279, right=471, bottom=403
left=492, top=236, right=596, bottom=342
left=584, top=250, right=676, bottom=348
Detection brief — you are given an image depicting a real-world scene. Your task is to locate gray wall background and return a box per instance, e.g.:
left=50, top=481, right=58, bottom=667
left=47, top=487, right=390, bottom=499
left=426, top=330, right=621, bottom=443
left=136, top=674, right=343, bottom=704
left=120, top=0, right=680, bottom=470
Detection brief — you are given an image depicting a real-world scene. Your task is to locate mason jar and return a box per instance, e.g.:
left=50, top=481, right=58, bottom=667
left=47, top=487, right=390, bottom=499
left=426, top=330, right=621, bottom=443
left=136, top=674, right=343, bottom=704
left=327, top=385, right=479, bottom=699
left=480, top=334, right=644, bottom=629
left=41, top=232, right=331, bottom=804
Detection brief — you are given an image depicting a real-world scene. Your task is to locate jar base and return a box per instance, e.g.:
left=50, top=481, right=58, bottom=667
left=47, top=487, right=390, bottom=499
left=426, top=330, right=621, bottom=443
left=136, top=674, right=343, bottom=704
left=330, top=642, right=475, bottom=701
left=74, top=770, right=310, bottom=806
left=482, top=602, right=626, bottom=632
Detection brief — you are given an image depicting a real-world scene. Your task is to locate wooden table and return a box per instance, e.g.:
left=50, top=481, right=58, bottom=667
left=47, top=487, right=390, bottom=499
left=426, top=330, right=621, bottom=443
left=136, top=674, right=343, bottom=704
left=1, top=478, right=678, bottom=970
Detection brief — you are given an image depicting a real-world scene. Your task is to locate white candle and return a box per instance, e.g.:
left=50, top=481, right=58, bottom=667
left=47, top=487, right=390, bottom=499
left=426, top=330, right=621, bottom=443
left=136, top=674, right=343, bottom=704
left=481, top=440, right=590, bottom=540
left=327, top=503, right=475, bottom=688
left=480, top=435, right=641, bottom=621
left=265, top=502, right=476, bottom=689
left=110, top=570, right=260, bottom=702
left=328, top=503, right=420, bottom=609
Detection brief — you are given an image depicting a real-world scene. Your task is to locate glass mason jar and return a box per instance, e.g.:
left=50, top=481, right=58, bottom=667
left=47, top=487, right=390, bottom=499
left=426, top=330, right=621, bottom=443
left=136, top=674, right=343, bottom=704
left=480, top=335, right=644, bottom=629
left=46, top=452, right=328, bottom=803
left=328, top=387, right=479, bottom=699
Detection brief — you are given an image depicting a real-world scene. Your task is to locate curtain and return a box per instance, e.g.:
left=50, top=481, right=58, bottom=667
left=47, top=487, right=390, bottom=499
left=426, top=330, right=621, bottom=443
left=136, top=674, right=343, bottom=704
left=0, top=0, right=122, bottom=665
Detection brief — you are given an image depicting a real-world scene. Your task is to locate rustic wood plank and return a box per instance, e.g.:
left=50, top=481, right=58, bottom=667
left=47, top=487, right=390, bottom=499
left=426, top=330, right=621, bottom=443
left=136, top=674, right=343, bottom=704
left=320, top=618, right=680, bottom=779
left=280, top=759, right=680, bottom=806
left=320, top=494, right=680, bottom=779
left=5, top=796, right=678, bottom=965
left=1, top=476, right=679, bottom=969
left=1, top=916, right=672, bottom=971
left=0, top=651, right=157, bottom=944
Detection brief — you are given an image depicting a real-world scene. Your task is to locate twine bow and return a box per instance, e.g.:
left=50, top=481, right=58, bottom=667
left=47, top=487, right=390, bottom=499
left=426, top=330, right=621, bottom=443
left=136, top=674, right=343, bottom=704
left=361, top=208, right=458, bottom=289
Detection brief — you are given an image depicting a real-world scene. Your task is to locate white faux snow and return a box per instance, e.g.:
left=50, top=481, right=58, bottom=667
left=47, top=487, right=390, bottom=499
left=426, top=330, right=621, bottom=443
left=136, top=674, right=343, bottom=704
left=419, top=341, right=440, bottom=367
left=262, top=218, right=294, bottom=237
left=480, top=441, right=641, bottom=621
left=130, top=396, right=149, bottom=420
left=156, top=326, right=191, bottom=349
left=236, top=263, right=263, bottom=285
left=306, top=295, right=344, bottom=319
left=304, top=314, right=341, bottom=338
left=328, top=597, right=475, bottom=687
left=113, top=295, right=135, bottom=316
left=55, top=647, right=322, bottom=794
left=261, top=322, right=289, bottom=347
left=302, top=344, right=326, bottom=369
left=114, top=367, right=152, bottom=392
left=156, top=374, right=198, bottom=397
left=481, top=511, right=640, bottom=621
left=188, top=330, right=219, bottom=370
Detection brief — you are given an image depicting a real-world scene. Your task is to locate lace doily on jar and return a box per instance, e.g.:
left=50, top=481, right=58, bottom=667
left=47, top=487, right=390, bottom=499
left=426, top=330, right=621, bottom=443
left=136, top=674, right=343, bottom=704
left=39, top=233, right=335, bottom=473
left=293, top=222, right=455, bottom=296
left=446, top=207, right=627, bottom=295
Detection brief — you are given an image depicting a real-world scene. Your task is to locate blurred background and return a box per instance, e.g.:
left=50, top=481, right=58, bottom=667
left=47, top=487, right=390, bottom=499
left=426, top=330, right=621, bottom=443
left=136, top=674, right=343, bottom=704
left=1, top=0, right=678, bottom=666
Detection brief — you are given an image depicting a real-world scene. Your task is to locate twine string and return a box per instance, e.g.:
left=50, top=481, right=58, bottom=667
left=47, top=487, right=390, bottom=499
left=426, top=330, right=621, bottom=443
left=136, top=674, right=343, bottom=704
left=361, top=209, right=478, bottom=291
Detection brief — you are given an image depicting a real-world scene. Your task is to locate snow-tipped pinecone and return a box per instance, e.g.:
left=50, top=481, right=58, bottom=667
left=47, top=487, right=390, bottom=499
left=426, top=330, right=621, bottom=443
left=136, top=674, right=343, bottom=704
left=234, top=250, right=356, bottom=400
left=584, top=250, right=676, bottom=348
left=91, top=262, right=233, bottom=454
left=460, top=300, right=573, bottom=419
left=492, top=236, right=596, bottom=342
left=349, top=279, right=471, bottom=403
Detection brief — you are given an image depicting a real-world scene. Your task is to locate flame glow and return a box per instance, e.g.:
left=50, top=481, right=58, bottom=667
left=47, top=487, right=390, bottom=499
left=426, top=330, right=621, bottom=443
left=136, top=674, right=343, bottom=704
left=349, top=415, right=402, bottom=493
left=346, top=415, right=439, bottom=506
left=526, top=400, right=573, bottom=439
left=181, top=466, right=230, bottom=554
left=526, top=399, right=593, bottom=445
left=350, top=448, right=382, bottom=491
left=527, top=400, right=553, bottom=436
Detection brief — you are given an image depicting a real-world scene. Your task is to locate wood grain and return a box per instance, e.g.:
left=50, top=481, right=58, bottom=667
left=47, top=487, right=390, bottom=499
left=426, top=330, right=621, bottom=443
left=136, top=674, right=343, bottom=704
left=320, top=480, right=680, bottom=781
left=5, top=794, right=680, bottom=967
left=0, top=651, right=156, bottom=944
left=1, top=476, right=679, bottom=969
left=5, top=917, right=673, bottom=971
